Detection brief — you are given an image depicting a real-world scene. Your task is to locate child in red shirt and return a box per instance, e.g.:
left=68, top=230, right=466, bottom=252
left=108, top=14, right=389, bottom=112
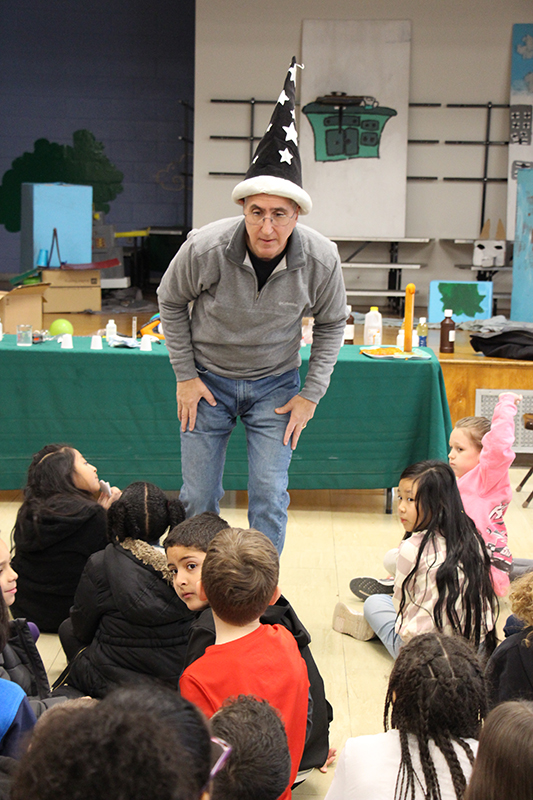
left=179, top=527, right=309, bottom=800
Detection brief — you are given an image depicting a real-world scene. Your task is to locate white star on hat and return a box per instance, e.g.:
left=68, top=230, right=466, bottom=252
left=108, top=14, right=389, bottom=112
left=279, top=148, right=294, bottom=164
left=282, top=121, right=298, bottom=145
left=277, top=89, right=289, bottom=106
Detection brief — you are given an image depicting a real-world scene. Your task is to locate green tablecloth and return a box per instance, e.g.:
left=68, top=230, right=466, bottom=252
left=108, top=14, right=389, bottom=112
left=0, top=336, right=451, bottom=491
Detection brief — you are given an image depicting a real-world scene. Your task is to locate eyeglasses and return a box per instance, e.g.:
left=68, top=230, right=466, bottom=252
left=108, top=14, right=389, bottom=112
left=200, top=736, right=232, bottom=794
left=244, top=209, right=297, bottom=228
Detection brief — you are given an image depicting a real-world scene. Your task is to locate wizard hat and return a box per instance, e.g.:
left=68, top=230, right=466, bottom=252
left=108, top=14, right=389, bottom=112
left=232, top=57, right=312, bottom=214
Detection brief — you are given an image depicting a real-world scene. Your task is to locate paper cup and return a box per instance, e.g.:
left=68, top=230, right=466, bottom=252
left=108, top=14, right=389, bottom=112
left=90, top=334, right=103, bottom=350
left=140, top=335, right=152, bottom=352
left=61, top=333, right=73, bottom=349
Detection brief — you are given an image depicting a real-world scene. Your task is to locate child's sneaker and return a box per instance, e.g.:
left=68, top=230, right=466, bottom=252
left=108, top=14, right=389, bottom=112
left=349, top=576, right=394, bottom=599
left=332, top=602, right=376, bottom=640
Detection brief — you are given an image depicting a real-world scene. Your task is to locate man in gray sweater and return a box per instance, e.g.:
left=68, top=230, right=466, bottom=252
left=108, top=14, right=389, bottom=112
left=158, top=59, right=346, bottom=553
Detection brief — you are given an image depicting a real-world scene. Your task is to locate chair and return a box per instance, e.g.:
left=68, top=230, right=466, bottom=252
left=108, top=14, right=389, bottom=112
left=516, top=414, right=533, bottom=508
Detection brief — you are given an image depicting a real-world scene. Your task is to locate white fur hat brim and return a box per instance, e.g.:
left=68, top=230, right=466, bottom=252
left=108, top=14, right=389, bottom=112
left=232, top=176, right=312, bottom=215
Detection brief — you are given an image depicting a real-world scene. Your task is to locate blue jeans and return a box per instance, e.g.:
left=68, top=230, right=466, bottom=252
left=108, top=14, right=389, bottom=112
left=363, top=594, right=403, bottom=659
left=179, top=366, right=300, bottom=554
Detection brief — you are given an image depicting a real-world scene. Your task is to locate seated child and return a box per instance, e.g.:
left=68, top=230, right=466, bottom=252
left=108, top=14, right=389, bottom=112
left=463, top=700, right=533, bottom=800
left=350, top=392, right=521, bottom=601
left=325, top=632, right=486, bottom=800
left=165, top=513, right=334, bottom=776
left=178, top=527, right=309, bottom=800
left=485, top=571, right=533, bottom=707
left=0, top=678, right=35, bottom=759
left=210, top=695, right=291, bottom=800
left=57, top=482, right=194, bottom=698
left=11, top=696, right=197, bottom=800
left=11, top=444, right=121, bottom=632
left=0, top=540, right=72, bottom=715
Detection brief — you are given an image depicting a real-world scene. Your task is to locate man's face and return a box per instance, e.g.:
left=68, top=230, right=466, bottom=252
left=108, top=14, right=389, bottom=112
left=243, top=194, right=299, bottom=260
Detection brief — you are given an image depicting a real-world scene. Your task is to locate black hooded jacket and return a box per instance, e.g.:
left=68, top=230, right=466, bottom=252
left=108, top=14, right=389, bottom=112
left=12, top=503, right=108, bottom=632
left=0, top=619, right=69, bottom=717
left=60, top=539, right=195, bottom=698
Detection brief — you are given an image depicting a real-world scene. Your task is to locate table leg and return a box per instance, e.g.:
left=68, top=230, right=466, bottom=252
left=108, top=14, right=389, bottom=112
left=385, top=487, right=393, bottom=514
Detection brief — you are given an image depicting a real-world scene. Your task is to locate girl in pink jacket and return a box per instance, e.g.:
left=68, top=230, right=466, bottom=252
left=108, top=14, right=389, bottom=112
left=449, top=392, right=521, bottom=597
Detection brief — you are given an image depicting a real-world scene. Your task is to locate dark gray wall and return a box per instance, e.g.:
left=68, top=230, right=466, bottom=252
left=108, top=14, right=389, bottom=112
left=0, top=0, right=195, bottom=274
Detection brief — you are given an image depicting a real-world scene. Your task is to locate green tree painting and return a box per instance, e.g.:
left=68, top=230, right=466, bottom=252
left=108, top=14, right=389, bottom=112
left=0, top=130, right=123, bottom=233
left=438, top=282, right=485, bottom=317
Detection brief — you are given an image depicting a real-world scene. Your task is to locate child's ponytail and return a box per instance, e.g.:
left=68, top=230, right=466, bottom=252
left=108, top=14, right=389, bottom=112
left=107, top=482, right=185, bottom=543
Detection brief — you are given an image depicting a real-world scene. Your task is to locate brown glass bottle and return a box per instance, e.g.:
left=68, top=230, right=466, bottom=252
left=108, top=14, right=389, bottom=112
left=439, top=309, right=455, bottom=353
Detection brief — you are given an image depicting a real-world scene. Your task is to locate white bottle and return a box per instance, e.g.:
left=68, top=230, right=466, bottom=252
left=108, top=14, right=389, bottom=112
left=364, top=306, right=382, bottom=346
left=0, top=319, right=3, bottom=341
left=105, top=319, right=117, bottom=340
left=343, top=305, right=355, bottom=345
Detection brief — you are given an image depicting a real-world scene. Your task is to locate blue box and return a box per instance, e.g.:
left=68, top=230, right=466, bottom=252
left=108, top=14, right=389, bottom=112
left=20, top=183, right=93, bottom=271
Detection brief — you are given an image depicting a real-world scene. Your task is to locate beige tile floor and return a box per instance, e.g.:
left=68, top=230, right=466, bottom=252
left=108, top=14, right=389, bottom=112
left=1, top=470, right=533, bottom=800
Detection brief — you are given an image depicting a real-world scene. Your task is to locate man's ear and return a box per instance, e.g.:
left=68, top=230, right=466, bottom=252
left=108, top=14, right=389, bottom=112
left=197, top=580, right=208, bottom=603
left=269, top=585, right=282, bottom=605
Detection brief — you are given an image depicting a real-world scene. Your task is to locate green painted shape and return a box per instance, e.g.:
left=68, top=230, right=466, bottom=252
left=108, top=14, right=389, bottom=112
left=302, top=104, right=397, bottom=162
left=438, top=282, right=485, bottom=317
left=0, top=130, right=123, bottom=233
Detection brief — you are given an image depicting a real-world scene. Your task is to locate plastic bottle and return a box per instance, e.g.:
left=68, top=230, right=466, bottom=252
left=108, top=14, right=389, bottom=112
left=344, top=305, right=355, bottom=345
left=105, top=319, right=117, bottom=341
left=439, top=309, right=455, bottom=354
left=397, top=329, right=419, bottom=348
left=364, top=306, right=382, bottom=346
left=416, top=316, right=428, bottom=347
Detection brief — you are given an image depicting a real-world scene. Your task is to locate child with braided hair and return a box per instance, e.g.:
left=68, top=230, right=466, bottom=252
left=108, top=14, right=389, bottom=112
left=325, top=632, right=487, bottom=800
left=57, top=481, right=195, bottom=697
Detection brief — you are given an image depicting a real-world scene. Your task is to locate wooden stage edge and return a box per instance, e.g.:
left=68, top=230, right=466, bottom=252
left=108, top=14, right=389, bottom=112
left=36, top=307, right=533, bottom=427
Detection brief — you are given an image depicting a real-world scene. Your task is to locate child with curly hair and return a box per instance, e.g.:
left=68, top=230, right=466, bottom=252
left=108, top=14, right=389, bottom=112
left=486, top=571, right=533, bottom=707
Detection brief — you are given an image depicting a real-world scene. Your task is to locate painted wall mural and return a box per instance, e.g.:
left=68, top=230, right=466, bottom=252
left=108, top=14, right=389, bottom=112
left=302, top=92, right=397, bottom=162
left=0, top=130, right=123, bottom=233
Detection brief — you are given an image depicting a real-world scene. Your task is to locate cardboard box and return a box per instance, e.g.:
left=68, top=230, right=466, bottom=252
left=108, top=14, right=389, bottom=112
left=40, top=269, right=100, bottom=288
left=43, top=286, right=101, bottom=313
left=0, top=284, right=49, bottom=334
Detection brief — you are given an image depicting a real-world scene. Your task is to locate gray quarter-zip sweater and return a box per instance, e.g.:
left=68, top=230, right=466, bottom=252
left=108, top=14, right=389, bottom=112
left=157, top=216, right=346, bottom=404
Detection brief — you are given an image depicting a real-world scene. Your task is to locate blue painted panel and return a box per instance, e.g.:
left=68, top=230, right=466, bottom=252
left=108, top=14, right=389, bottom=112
left=511, top=168, right=533, bottom=322
left=20, top=183, right=92, bottom=271
left=428, top=280, right=493, bottom=324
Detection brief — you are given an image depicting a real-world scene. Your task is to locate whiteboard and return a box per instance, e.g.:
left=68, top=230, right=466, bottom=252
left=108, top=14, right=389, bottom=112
left=300, top=19, right=411, bottom=239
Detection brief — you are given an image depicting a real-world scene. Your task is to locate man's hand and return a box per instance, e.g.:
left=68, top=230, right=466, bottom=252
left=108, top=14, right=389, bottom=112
left=275, top=394, right=316, bottom=450
left=177, top=377, right=217, bottom=432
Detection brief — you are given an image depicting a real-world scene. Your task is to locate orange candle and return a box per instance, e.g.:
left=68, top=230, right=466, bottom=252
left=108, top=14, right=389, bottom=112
left=404, top=283, right=416, bottom=352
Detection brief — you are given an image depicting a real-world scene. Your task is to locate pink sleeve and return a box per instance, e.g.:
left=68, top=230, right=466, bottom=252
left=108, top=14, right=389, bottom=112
left=477, top=394, right=517, bottom=494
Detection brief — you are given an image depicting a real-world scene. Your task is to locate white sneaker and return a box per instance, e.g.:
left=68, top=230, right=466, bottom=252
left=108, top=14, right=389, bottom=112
left=332, top=602, right=376, bottom=640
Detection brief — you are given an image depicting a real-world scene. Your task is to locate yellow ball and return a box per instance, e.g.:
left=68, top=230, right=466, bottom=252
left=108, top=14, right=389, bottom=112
left=49, top=318, right=74, bottom=336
